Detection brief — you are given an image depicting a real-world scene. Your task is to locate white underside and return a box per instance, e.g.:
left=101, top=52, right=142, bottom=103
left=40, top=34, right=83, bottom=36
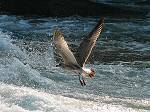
left=82, top=67, right=92, bottom=77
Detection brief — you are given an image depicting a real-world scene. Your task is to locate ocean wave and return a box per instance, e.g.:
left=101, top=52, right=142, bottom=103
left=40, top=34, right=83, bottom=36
left=0, top=84, right=149, bottom=112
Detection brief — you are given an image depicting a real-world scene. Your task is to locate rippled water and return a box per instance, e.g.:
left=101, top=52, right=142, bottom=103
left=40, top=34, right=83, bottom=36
left=0, top=15, right=150, bottom=112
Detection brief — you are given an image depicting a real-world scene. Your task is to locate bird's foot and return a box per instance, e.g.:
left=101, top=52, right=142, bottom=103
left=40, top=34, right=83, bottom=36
left=80, top=80, right=84, bottom=86
left=78, top=75, right=86, bottom=86
left=82, top=79, right=86, bottom=85
left=79, top=80, right=86, bottom=86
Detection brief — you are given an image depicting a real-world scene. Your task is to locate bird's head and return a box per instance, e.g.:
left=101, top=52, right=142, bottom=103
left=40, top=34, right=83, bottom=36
left=82, top=67, right=96, bottom=78
left=89, top=68, right=95, bottom=78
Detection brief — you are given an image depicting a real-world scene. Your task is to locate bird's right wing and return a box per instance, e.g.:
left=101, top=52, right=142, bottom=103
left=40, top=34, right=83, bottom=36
left=53, top=29, right=79, bottom=66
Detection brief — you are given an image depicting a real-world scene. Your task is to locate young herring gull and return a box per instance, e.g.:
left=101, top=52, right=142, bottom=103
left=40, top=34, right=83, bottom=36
left=53, top=17, right=104, bottom=86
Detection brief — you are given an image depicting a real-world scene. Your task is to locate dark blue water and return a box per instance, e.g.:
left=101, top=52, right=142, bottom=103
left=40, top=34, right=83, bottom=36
left=0, top=15, right=150, bottom=112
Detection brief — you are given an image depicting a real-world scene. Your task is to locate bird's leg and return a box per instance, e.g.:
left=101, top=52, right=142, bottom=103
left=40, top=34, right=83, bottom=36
left=82, top=76, right=86, bottom=85
left=78, top=75, right=83, bottom=86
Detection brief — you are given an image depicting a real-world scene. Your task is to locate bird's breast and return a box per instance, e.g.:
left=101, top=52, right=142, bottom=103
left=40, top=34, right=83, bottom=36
left=81, top=67, right=92, bottom=77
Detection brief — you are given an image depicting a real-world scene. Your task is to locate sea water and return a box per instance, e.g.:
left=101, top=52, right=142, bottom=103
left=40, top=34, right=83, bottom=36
left=0, top=15, right=150, bottom=112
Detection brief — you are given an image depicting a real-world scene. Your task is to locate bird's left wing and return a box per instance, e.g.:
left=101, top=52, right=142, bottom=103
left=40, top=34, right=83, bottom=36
left=53, top=29, right=79, bottom=66
left=76, top=17, right=104, bottom=67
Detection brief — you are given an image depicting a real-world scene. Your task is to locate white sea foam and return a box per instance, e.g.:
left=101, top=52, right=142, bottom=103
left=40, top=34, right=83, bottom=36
left=0, top=84, right=148, bottom=112
left=0, top=30, right=26, bottom=61
left=0, top=30, right=54, bottom=86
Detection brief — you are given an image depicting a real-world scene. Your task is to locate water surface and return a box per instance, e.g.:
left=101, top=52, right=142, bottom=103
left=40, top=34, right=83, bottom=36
left=0, top=15, right=150, bottom=112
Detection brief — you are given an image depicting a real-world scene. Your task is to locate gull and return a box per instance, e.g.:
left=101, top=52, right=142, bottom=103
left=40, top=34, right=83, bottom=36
left=53, top=18, right=104, bottom=86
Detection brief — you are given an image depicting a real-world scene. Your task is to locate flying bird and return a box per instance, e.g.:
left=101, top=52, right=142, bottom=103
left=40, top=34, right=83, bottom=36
left=53, top=18, right=104, bottom=86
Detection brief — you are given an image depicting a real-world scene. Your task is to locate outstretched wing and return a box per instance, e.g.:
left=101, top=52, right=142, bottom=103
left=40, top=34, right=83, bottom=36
left=53, top=29, right=79, bottom=66
left=76, top=17, right=104, bottom=67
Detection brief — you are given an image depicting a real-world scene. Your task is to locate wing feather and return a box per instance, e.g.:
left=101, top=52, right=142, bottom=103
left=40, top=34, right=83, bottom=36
left=76, top=17, right=104, bottom=67
left=53, top=29, right=79, bottom=66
